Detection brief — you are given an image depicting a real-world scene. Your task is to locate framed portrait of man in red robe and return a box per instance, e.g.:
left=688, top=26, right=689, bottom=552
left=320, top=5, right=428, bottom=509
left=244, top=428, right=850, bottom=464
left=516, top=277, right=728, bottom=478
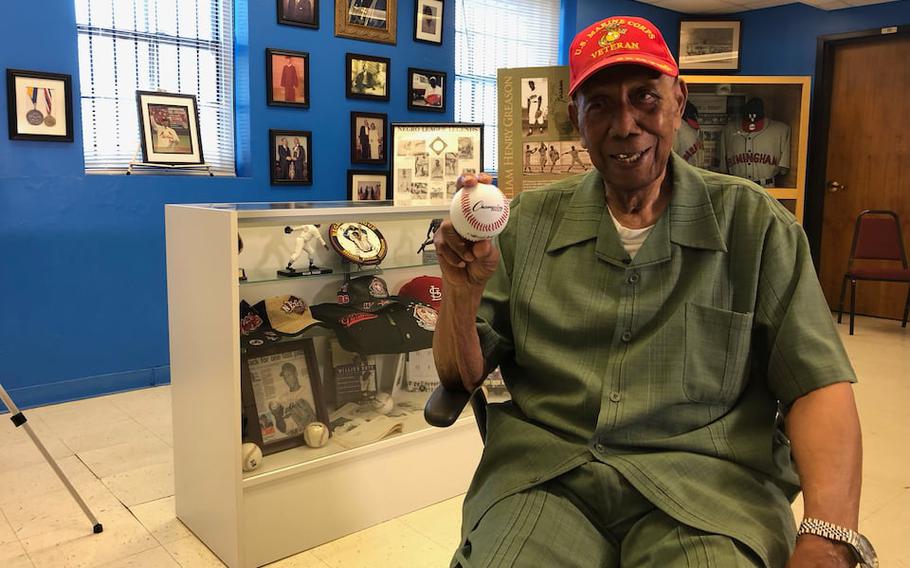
left=267, top=48, right=310, bottom=108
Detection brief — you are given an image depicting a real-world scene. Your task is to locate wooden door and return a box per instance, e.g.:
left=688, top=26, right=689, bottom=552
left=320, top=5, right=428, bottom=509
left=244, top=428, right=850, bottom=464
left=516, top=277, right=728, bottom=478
left=819, top=36, right=910, bottom=319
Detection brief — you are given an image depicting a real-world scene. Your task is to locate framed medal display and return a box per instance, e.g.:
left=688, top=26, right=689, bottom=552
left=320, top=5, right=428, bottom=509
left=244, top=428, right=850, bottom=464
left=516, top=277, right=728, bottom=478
left=328, top=221, right=388, bottom=265
left=136, top=91, right=204, bottom=165
left=6, top=69, right=74, bottom=142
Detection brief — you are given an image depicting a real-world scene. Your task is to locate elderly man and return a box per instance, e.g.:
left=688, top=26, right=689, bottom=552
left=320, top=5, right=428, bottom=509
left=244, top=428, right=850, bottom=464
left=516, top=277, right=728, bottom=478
left=433, top=16, right=875, bottom=568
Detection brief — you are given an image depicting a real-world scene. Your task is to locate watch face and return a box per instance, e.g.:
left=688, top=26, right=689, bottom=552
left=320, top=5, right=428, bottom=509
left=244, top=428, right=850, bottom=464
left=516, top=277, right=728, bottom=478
left=328, top=221, right=388, bottom=266
left=854, top=534, right=878, bottom=568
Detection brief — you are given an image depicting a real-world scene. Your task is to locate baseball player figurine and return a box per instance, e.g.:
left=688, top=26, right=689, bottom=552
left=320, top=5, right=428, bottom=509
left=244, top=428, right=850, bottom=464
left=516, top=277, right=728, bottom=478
left=719, top=97, right=791, bottom=188
left=672, top=101, right=707, bottom=169
left=278, top=224, right=332, bottom=277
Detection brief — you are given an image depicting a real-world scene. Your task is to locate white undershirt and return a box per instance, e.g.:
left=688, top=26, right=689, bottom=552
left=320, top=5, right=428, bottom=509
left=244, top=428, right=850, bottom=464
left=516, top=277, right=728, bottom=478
left=608, top=207, right=655, bottom=259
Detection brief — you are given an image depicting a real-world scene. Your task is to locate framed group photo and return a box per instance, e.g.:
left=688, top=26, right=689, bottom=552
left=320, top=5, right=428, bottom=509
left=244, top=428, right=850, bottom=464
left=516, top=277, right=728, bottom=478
left=6, top=69, right=74, bottom=142
left=267, top=49, right=310, bottom=108
left=240, top=339, right=330, bottom=456
left=407, top=68, right=446, bottom=112
left=346, top=53, right=390, bottom=101
left=391, top=122, right=483, bottom=206
left=348, top=169, right=390, bottom=201
left=335, top=0, right=397, bottom=45
left=277, top=0, right=319, bottom=29
left=350, top=111, right=387, bottom=164
left=270, top=129, right=313, bottom=185
left=136, top=91, right=203, bottom=164
left=414, top=0, right=443, bottom=45
left=678, top=20, right=742, bottom=72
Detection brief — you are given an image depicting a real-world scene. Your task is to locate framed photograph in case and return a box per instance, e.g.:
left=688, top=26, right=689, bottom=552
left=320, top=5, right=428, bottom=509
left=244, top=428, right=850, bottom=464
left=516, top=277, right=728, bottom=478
left=240, top=339, right=330, bottom=456
left=267, top=48, right=310, bottom=108
left=679, top=20, right=742, bottom=72
left=270, top=129, right=312, bottom=185
left=6, top=69, right=74, bottom=142
left=414, top=0, right=443, bottom=45
left=407, top=68, right=446, bottom=112
left=346, top=53, right=390, bottom=101
left=391, top=122, right=483, bottom=206
left=335, top=0, right=397, bottom=45
left=277, top=0, right=319, bottom=29
left=350, top=111, right=387, bottom=164
left=348, top=169, right=390, bottom=201
left=136, top=91, right=204, bottom=164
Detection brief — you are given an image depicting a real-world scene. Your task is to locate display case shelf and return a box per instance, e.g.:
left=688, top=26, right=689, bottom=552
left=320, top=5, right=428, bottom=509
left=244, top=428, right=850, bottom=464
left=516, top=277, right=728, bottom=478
left=240, top=259, right=438, bottom=285
left=166, top=201, right=481, bottom=568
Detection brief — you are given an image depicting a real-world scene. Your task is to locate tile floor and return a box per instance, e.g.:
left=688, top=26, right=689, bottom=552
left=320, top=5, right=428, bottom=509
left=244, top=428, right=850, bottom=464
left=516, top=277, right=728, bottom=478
left=0, top=315, right=907, bottom=567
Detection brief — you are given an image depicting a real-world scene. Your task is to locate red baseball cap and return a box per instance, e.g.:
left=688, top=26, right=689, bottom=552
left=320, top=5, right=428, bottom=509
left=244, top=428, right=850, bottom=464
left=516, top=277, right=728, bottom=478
left=569, top=16, right=678, bottom=96
left=397, top=276, right=443, bottom=311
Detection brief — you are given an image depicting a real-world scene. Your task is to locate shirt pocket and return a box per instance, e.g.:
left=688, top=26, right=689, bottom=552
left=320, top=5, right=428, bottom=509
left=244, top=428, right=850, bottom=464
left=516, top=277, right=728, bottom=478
left=683, top=303, right=754, bottom=404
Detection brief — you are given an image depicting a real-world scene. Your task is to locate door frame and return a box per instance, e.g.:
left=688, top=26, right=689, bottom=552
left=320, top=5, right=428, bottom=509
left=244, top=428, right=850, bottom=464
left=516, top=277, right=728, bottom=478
left=805, top=23, right=910, bottom=269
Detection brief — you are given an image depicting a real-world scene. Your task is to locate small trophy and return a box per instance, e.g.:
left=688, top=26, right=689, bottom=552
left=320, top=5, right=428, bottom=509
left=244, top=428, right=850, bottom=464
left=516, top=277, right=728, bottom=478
left=278, top=224, right=333, bottom=277
left=418, top=218, right=443, bottom=265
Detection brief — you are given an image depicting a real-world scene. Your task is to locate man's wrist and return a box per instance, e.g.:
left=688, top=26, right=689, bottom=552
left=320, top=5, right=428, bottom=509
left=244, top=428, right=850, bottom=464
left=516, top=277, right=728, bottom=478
left=796, top=534, right=855, bottom=566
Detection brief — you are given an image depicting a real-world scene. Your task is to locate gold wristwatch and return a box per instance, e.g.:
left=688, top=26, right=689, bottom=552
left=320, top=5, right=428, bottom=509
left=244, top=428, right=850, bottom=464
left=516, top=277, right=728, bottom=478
left=797, top=517, right=878, bottom=567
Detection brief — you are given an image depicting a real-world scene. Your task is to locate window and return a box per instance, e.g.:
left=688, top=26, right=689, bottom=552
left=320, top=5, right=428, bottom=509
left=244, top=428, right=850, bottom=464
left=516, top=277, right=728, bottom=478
left=454, top=0, right=561, bottom=172
left=75, top=0, right=235, bottom=174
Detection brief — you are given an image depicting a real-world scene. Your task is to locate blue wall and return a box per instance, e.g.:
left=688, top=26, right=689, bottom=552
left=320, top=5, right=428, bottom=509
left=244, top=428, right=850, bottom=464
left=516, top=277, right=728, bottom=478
left=572, top=0, right=683, bottom=59
left=0, top=1, right=454, bottom=408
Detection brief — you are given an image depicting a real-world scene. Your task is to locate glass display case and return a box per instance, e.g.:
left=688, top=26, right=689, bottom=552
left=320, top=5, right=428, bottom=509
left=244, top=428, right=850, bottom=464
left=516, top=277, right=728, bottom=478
left=165, top=200, right=482, bottom=568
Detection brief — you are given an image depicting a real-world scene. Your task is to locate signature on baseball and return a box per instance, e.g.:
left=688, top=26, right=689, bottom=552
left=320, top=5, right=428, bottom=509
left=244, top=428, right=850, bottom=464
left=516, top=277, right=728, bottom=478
left=472, top=201, right=505, bottom=213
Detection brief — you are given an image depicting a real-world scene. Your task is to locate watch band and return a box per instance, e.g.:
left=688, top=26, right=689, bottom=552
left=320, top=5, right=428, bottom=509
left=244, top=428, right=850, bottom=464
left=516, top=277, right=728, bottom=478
left=797, top=518, right=878, bottom=567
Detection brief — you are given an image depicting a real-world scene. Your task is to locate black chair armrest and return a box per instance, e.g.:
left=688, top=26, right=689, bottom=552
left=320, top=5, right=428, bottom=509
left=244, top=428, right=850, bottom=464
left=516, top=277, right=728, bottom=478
left=424, top=384, right=473, bottom=428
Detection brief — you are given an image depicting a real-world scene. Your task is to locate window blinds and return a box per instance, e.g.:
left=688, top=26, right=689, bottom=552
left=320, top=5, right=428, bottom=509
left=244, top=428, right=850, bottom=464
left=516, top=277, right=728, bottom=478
left=454, top=0, right=561, bottom=172
left=75, top=0, right=235, bottom=174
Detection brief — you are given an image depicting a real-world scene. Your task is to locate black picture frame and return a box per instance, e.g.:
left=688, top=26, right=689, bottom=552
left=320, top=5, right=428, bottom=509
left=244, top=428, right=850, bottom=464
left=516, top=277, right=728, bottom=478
left=277, top=0, right=319, bottom=29
left=136, top=91, right=204, bottom=165
left=267, top=48, right=310, bottom=108
left=414, top=0, right=444, bottom=45
left=346, top=53, right=391, bottom=101
left=348, top=169, right=390, bottom=201
left=240, top=339, right=330, bottom=456
left=6, top=69, right=74, bottom=142
left=270, top=129, right=313, bottom=186
left=350, top=111, right=388, bottom=164
left=407, top=68, right=446, bottom=113
left=678, top=20, right=743, bottom=73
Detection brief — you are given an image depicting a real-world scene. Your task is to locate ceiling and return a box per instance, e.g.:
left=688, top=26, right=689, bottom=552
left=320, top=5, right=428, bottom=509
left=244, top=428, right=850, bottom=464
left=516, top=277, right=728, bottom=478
left=636, top=0, right=898, bottom=15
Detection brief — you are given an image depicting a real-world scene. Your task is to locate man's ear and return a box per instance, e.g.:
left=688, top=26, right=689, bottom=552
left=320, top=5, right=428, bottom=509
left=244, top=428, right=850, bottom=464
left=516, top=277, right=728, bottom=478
left=676, top=78, right=688, bottom=120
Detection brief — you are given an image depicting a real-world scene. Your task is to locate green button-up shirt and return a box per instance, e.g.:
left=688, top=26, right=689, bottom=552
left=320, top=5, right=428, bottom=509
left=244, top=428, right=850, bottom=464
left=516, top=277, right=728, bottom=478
left=468, top=153, right=856, bottom=567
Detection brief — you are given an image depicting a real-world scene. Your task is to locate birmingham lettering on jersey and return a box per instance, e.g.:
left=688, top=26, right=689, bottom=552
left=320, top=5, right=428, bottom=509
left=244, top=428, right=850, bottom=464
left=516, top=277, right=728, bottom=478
left=726, top=152, right=779, bottom=168
left=682, top=140, right=702, bottom=162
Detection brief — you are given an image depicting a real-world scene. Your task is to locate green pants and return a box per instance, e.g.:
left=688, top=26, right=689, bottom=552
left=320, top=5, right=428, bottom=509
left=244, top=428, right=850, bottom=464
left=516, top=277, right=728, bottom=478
left=452, top=462, right=763, bottom=568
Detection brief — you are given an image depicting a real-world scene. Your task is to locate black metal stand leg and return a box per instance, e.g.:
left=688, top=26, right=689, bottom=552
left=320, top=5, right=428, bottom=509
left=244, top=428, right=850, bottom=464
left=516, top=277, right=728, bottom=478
left=837, top=276, right=848, bottom=324
left=849, top=280, right=857, bottom=335
left=902, top=285, right=910, bottom=328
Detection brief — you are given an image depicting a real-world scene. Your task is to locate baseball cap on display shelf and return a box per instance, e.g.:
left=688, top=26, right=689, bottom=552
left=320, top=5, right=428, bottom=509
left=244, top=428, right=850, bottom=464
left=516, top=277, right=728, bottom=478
left=569, top=16, right=678, bottom=96
left=253, top=295, right=324, bottom=336
left=335, top=276, right=395, bottom=312
left=311, top=300, right=437, bottom=355
left=397, top=275, right=443, bottom=311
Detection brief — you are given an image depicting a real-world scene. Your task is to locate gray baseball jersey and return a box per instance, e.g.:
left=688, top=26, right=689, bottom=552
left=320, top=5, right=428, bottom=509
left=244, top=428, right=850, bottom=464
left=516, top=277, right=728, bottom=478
left=672, top=121, right=706, bottom=169
left=719, top=119, right=790, bottom=187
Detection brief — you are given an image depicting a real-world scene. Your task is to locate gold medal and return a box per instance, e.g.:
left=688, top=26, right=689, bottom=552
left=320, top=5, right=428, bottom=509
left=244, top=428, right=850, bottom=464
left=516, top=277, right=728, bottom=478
left=43, top=115, right=56, bottom=127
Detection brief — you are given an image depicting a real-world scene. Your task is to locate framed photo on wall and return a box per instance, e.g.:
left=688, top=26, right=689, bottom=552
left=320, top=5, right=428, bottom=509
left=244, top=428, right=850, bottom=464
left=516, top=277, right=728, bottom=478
left=240, top=339, right=330, bottom=456
left=346, top=53, right=390, bottom=101
left=391, top=122, right=483, bottom=206
left=136, top=91, right=204, bottom=164
left=348, top=169, right=390, bottom=201
left=414, top=0, right=443, bottom=45
left=407, top=68, right=446, bottom=112
left=335, top=0, right=397, bottom=45
left=6, top=69, right=73, bottom=142
left=267, top=49, right=310, bottom=108
left=270, top=129, right=312, bottom=185
left=350, top=111, right=387, bottom=164
left=277, top=0, right=319, bottom=29
left=678, top=20, right=742, bottom=72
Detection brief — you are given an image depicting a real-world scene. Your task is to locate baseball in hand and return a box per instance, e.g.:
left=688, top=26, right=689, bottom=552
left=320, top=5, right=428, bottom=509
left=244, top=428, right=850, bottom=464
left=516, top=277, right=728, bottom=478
left=304, top=422, right=329, bottom=448
left=449, top=183, right=510, bottom=242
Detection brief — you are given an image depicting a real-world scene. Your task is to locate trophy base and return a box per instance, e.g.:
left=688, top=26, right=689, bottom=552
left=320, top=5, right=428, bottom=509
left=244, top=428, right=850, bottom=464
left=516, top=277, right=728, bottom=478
left=277, top=267, right=333, bottom=278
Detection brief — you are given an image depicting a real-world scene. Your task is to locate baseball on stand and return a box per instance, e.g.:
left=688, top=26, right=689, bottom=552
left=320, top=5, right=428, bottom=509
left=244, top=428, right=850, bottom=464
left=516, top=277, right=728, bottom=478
left=449, top=183, right=510, bottom=241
